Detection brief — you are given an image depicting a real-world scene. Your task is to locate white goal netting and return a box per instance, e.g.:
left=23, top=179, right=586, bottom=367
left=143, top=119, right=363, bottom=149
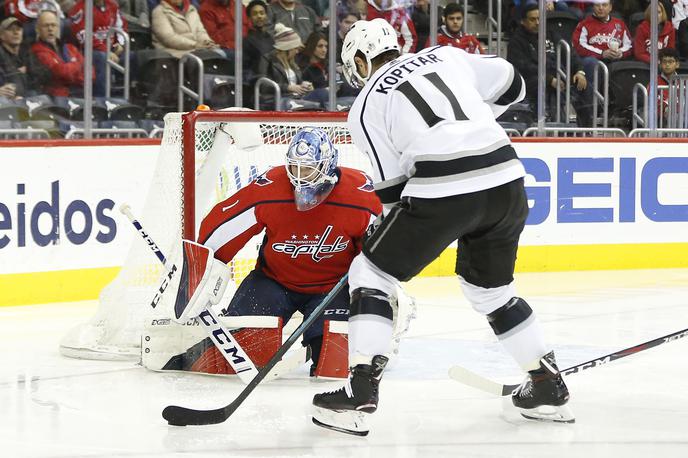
left=59, top=111, right=376, bottom=360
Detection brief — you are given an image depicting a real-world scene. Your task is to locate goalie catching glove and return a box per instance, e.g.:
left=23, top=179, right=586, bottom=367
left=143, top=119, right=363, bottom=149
left=152, top=240, right=232, bottom=323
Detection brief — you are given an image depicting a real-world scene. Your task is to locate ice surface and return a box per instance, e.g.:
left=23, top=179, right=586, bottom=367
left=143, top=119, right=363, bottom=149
left=1, top=269, right=687, bottom=457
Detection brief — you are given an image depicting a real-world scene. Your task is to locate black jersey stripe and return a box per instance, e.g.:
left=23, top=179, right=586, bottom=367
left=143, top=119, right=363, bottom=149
left=374, top=178, right=407, bottom=204
left=494, top=68, right=524, bottom=106
left=412, top=145, right=518, bottom=178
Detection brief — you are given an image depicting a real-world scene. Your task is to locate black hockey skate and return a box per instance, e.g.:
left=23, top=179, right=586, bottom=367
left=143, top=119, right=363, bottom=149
left=311, top=355, right=388, bottom=436
left=512, top=351, right=575, bottom=423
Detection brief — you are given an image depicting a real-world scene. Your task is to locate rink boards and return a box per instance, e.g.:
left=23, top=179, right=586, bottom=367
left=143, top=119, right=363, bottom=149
left=0, top=137, right=686, bottom=305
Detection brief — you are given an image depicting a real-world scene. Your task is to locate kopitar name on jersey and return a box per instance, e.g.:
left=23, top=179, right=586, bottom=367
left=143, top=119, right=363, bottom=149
left=271, top=225, right=349, bottom=262
left=374, top=52, right=443, bottom=94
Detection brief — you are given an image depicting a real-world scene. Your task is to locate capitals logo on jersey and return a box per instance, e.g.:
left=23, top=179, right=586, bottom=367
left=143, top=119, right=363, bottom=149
left=271, top=225, right=349, bottom=262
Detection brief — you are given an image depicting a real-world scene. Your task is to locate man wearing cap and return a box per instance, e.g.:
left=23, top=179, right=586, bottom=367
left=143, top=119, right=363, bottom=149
left=0, top=16, right=48, bottom=99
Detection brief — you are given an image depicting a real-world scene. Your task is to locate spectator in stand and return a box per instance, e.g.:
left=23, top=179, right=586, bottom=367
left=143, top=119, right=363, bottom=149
left=572, top=0, right=632, bottom=83
left=337, top=0, right=367, bottom=19
left=411, top=0, right=431, bottom=53
left=267, top=0, right=320, bottom=43
left=244, top=0, right=273, bottom=78
left=367, top=0, right=417, bottom=54
left=31, top=10, right=91, bottom=97
left=651, top=47, right=680, bottom=123
left=5, top=0, right=63, bottom=25
left=117, top=0, right=151, bottom=29
left=5, top=0, right=65, bottom=42
left=672, top=0, right=688, bottom=57
left=428, top=2, right=484, bottom=53
left=152, top=0, right=218, bottom=58
left=324, top=11, right=360, bottom=98
left=544, top=0, right=583, bottom=19
left=303, top=0, right=328, bottom=18
left=508, top=3, right=591, bottom=126
left=634, top=0, right=675, bottom=64
left=69, top=0, right=127, bottom=98
left=330, top=12, right=359, bottom=65
left=0, top=17, right=34, bottom=100
left=298, top=31, right=328, bottom=89
left=199, top=0, right=249, bottom=61
left=262, top=23, right=328, bottom=108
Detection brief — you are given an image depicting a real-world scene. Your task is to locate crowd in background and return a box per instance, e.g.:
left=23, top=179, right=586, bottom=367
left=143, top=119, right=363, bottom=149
left=0, top=0, right=686, bottom=134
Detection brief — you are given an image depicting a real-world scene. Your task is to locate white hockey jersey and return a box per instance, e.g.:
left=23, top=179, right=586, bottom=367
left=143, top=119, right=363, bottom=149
left=347, top=45, right=527, bottom=204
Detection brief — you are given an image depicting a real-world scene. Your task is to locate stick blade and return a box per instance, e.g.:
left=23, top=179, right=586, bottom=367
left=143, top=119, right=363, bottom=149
left=448, top=366, right=517, bottom=397
left=162, top=405, right=229, bottom=426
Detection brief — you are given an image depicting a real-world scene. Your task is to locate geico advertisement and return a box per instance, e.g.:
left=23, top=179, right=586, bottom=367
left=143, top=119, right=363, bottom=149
left=515, top=142, right=688, bottom=245
left=0, top=145, right=158, bottom=274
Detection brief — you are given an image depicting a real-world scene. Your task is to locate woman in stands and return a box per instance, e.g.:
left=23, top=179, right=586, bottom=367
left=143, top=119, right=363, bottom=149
left=151, top=0, right=218, bottom=58
left=299, top=32, right=329, bottom=91
left=633, top=0, right=676, bottom=64
left=263, top=23, right=327, bottom=110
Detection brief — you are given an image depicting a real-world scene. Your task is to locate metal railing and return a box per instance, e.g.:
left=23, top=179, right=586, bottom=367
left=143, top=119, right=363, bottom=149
left=178, top=53, right=204, bottom=112
left=149, top=126, right=165, bottom=138
left=503, top=128, right=522, bottom=137
left=486, top=0, right=502, bottom=56
left=523, top=126, right=626, bottom=137
left=0, top=128, right=51, bottom=139
left=629, top=128, right=688, bottom=138
left=105, top=29, right=131, bottom=100
left=632, top=82, right=648, bottom=129
left=65, top=127, right=149, bottom=139
left=254, top=77, right=281, bottom=111
left=667, top=74, right=688, bottom=129
left=555, top=39, right=572, bottom=124
left=592, top=60, right=609, bottom=128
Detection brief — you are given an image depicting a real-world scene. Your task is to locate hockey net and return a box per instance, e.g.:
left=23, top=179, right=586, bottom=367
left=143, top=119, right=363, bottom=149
left=59, top=110, right=386, bottom=360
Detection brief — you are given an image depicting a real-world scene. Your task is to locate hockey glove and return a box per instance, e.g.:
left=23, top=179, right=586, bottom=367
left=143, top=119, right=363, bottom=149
left=152, top=240, right=232, bottom=323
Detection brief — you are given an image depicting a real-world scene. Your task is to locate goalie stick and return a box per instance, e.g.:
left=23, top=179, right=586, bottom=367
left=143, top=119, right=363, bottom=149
left=161, top=273, right=349, bottom=426
left=449, top=326, right=688, bottom=396
left=119, top=204, right=260, bottom=384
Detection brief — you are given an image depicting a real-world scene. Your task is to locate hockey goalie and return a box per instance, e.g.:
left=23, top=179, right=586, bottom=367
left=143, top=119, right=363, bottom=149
left=143, top=127, right=384, bottom=379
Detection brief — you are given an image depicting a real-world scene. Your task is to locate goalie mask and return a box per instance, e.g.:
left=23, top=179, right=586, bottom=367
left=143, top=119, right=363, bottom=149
left=286, top=127, right=339, bottom=211
left=341, top=18, right=400, bottom=88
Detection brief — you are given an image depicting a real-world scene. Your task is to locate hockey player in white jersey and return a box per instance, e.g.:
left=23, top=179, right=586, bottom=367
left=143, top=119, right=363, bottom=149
left=311, top=18, right=574, bottom=435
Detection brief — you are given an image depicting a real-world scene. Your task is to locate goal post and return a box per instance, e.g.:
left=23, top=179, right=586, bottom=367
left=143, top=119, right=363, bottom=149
left=59, top=110, right=376, bottom=361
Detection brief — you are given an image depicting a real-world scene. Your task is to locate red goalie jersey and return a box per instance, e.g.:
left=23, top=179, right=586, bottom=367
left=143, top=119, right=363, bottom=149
left=198, top=166, right=382, bottom=294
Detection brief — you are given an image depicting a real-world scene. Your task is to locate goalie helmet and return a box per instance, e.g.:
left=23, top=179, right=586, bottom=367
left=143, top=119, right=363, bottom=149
left=341, top=18, right=400, bottom=88
left=286, top=127, right=339, bottom=211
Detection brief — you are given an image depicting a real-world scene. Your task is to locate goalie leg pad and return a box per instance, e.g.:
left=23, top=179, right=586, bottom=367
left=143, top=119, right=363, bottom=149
left=312, top=320, right=349, bottom=379
left=155, top=240, right=231, bottom=323
left=142, top=316, right=282, bottom=374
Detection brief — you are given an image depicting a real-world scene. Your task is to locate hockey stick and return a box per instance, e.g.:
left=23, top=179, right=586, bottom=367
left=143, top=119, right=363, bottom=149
left=449, top=326, right=688, bottom=396
left=119, top=204, right=258, bottom=384
left=161, top=273, right=349, bottom=426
